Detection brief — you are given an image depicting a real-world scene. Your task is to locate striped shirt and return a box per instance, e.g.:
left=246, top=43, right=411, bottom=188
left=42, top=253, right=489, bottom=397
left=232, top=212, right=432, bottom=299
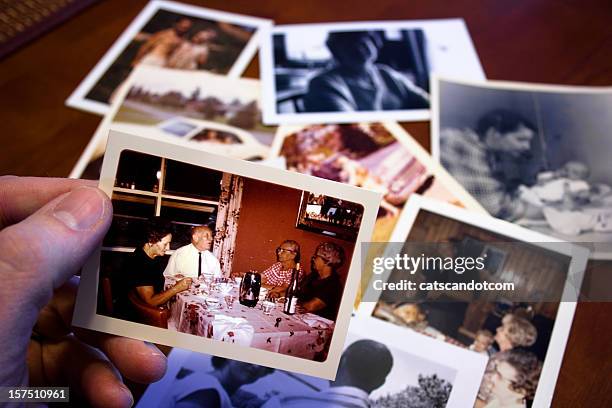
left=439, top=128, right=525, bottom=220
left=261, top=262, right=303, bottom=286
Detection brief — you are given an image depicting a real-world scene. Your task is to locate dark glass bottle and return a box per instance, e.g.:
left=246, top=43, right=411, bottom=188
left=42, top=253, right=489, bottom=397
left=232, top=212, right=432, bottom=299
left=283, top=262, right=300, bottom=315
left=239, top=271, right=261, bottom=307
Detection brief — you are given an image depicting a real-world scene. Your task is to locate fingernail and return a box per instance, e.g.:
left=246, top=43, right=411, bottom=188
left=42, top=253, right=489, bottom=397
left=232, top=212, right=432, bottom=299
left=119, top=384, right=134, bottom=408
left=52, top=187, right=107, bottom=231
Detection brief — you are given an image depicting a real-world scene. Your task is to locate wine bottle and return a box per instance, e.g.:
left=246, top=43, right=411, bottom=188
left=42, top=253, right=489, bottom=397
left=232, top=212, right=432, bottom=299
left=283, top=262, right=300, bottom=315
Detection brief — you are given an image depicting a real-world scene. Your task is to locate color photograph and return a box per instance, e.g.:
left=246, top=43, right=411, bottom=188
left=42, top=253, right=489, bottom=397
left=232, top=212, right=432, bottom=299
left=66, top=1, right=271, bottom=114
left=271, top=122, right=485, bottom=244
left=73, top=131, right=380, bottom=379
left=70, top=66, right=276, bottom=180
left=358, top=195, right=589, bottom=407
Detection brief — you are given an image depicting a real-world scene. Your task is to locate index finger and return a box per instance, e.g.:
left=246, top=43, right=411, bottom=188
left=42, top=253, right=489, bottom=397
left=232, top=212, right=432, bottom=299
left=0, top=176, right=97, bottom=229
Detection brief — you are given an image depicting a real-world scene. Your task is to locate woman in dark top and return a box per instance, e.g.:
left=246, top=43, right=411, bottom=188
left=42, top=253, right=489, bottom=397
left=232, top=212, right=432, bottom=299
left=129, top=218, right=192, bottom=308
left=300, top=242, right=345, bottom=321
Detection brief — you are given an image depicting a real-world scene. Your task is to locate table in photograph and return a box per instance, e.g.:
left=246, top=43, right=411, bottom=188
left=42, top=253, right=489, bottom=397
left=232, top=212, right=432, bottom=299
left=165, top=276, right=334, bottom=358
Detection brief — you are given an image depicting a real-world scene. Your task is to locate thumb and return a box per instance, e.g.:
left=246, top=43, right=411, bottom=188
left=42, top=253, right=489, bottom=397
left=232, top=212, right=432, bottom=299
left=0, top=186, right=112, bottom=385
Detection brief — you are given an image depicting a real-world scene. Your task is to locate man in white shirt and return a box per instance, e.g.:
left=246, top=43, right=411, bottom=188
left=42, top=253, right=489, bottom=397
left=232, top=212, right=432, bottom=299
left=262, top=339, right=393, bottom=408
left=164, top=225, right=221, bottom=279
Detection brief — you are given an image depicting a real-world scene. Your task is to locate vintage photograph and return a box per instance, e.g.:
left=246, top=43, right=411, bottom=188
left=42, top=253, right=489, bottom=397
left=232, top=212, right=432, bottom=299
left=271, top=122, right=485, bottom=242
left=70, top=66, right=276, bottom=180
left=432, top=77, right=612, bottom=259
left=73, top=131, right=380, bottom=379
left=259, top=20, right=485, bottom=124
left=358, top=195, right=589, bottom=408
left=136, top=317, right=487, bottom=407
left=66, top=1, right=271, bottom=115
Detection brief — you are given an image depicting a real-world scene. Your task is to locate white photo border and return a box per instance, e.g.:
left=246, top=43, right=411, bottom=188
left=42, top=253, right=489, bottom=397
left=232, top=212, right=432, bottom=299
left=66, top=0, right=272, bottom=115
left=73, top=130, right=382, bottom=380
left=259, top=19, right=485, bottom=125
left=357, top=194, right=590, bottom=408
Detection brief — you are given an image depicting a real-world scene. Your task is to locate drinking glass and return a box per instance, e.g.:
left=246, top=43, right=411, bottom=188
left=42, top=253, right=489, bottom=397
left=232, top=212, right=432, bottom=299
left=224, top=295, right=235, bottom=309
left=262, top=300, right=275, bottom=315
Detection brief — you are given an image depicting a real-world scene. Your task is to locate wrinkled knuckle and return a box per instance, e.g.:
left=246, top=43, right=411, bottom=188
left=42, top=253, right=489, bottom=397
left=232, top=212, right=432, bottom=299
left=0, top=225, right=48, bottom=279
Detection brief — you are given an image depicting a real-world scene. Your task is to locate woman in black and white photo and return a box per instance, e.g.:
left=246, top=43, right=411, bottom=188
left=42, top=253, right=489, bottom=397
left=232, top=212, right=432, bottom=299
left=303, top=31, right=430, bottom=113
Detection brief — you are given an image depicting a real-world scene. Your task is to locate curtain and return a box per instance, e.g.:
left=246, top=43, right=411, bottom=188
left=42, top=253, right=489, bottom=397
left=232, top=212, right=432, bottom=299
left=213, top=174, right=243, bottom=276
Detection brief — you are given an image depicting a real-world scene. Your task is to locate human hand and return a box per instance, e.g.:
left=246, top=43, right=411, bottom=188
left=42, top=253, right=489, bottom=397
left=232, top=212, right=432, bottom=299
left=266, top=286, right=285, bottom=300
left=0, top=176, right=167, bottom=407
left=176, top=278, right=193, bottom=292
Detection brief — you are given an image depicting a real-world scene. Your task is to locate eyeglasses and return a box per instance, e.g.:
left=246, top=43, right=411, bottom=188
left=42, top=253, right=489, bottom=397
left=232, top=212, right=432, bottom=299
left=276, top=247, right=297, bottom=254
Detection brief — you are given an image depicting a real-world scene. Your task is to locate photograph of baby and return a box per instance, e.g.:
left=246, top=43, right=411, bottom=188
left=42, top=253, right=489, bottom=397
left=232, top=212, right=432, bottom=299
left=432, top=77, right=612, bottom=259
left=136, top=317, right=487, bottom=407
left=74, top=131, right=380, bottom=379
left=66, top=1, right=270, bottom=114
left=271, top=122, right=485, bottom=243
left=70, top=66, right=276, bottom=180
left=259, top=20, right=485, bottom=124
left=359, top=195, right=588, bottom=407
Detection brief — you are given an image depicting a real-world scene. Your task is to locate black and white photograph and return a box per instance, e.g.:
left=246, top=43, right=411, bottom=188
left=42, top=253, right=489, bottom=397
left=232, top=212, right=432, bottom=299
left=73, top=130, right=380, bottom=379
left=431, top=77, right=612, bottom=259
left=358, top=195, right=589, bottom=408
left=136, top=317, right=487, bottom=407
left=259, top=20, right=484, bottom=125
left=66, top=1, right=271, bottom=115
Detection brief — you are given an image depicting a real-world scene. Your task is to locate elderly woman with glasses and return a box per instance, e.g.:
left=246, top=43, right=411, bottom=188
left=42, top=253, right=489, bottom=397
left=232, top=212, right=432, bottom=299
left=299, top=242, right=346, bottom=321
left=261, top=240, right=304, bottom=296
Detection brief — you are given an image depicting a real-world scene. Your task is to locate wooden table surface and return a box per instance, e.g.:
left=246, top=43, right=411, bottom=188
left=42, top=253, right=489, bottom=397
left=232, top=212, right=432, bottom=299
left=1, top=0, right=611, bottom=406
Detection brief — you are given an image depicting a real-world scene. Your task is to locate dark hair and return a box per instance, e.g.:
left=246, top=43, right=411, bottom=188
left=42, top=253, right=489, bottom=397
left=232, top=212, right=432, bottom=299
left=211, top=356, right=229, bottom=369
left=494, top=350, right=542, bottom=399
left=326, top=31, right=383, bottom=56
left=338, top=340, right=393, bottom=393
left=475, top=109, right=535, bottom=140
left=142, top=217, right=173, bottom=246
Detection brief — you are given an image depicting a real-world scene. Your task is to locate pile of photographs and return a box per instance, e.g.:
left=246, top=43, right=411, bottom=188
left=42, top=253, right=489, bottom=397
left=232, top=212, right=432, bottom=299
left=68, top=1, right=611, bottom=407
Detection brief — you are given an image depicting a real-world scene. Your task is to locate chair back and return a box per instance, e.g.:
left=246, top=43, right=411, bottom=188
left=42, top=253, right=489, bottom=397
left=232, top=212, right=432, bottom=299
left=128, top=290, right=169, bottom=329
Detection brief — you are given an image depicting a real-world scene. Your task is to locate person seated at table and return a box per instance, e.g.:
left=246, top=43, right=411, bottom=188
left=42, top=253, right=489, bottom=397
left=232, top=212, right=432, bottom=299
left=128, top=218, right=192, bottom=309
left=163, top=356, right=275, bottom=408
left=299, top=242, right=345, bottom=320
left=164, top=225, right=221, bottom=280
left=261, top=240, right=304, bottom=296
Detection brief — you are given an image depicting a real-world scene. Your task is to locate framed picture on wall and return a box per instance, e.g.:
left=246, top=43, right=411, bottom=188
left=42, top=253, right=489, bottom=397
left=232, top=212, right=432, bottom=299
left=295, top=191, right=363, bottom=241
